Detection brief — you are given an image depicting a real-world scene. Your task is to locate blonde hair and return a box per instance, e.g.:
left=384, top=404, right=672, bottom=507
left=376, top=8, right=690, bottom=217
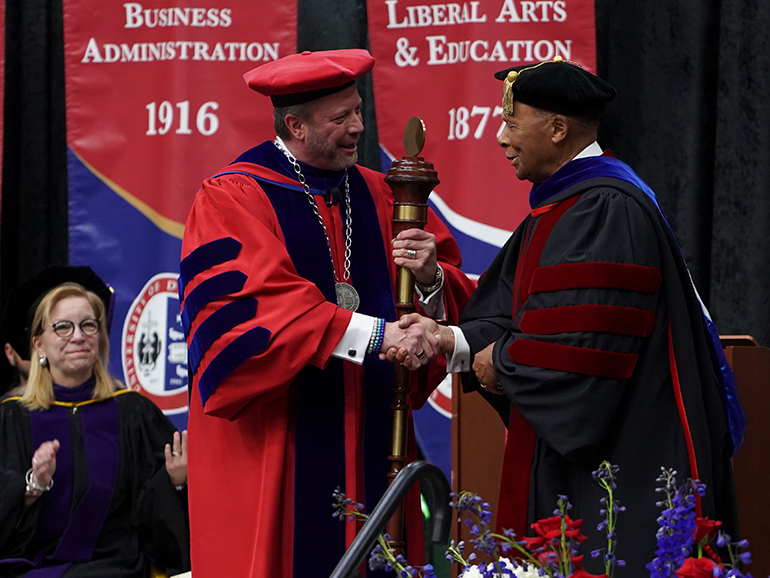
left=21, top=283, right=120, bottom=410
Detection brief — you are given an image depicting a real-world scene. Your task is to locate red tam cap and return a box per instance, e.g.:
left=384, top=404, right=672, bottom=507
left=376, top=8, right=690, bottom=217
left=244, top=49, right=375, bottom=107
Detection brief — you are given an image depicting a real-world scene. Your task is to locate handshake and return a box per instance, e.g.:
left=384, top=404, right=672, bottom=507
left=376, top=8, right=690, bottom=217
left=377, top=313, right=455, bottom=370
left=378, top=313, right=503, bottom=395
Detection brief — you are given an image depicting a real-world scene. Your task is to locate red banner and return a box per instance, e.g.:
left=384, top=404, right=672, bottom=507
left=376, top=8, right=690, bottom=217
left=368, top=0, right=596, bottom=234
left=64, top=1, right=295, bottom=225
left=367, top=0, right=597, bottom=477
left=62, top=1, right=296, bottom=427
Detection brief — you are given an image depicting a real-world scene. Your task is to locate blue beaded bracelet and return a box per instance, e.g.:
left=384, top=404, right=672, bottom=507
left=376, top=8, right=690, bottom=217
left=367, top=317, right=386, bottom=354
left=373, top=318, right=385, bottom=353
left=366, top=318, right=378, bottom=354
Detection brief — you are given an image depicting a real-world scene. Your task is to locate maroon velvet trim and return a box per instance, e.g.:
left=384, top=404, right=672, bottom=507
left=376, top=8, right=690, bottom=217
left=519, top=304, right=656, bottom=337
left=498, top=194, right=580, bottom=537
left=529, top=262, right=662, bottom=294
left=507, top=339, right=638, bottom=379
left=495, top=405, right=538, bottom=537
left=516, top=196, right=581, bottom=310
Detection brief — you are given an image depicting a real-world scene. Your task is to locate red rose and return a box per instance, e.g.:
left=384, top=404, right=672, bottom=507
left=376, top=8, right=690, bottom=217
left=530, top=515, right=564, bottom=539
left=569, top=555, right=608, bottom=578
left=533, top=549, right=559, bottom=566
left=530, top=515, right=587, bottom=543
left=693, top=517, right=722, bottom=544
left=521, top=535, right=547, bottom=550
left=565, top=528, right=588, bottom=544
left=675, top=556, right=722, bottom=578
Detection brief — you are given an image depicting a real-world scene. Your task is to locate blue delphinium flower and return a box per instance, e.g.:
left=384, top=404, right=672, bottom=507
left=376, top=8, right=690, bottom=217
left=653, top=468, right=679, bottom=508
left=449, top=491, right=546, bottom=575
left=446, top=539, right=468, bottom=565
left=591, top=461, right=626, bottom=577
left=368, top=541, right=392, bottom=572
left=419, top=563, right=437, bottom=578
left=711, top=531, right=755, bottom=578
left=645, top=471, right=702, bottom=578
left=452, top=492, right=500, bottom=558
left=332, top=486, right=366, bottom=522
left=332, top=489, right=420, bottom=577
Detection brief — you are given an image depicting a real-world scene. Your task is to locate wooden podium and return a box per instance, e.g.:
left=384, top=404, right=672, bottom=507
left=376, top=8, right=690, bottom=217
left=722, top=336, right=770, bottom=577
left=450, top=375, right=504, bottom=574
left=450, top=338, right=769, bottom=575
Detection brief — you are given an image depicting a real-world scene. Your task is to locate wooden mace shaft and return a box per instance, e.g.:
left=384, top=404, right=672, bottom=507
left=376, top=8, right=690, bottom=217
left=383, top=156, right=439, bottom=552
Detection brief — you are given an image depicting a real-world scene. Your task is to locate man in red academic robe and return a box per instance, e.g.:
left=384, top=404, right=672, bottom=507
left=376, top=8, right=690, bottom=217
left=179, top=49, right=475, bottom=578
left=395, top=59, right=744, bottom=572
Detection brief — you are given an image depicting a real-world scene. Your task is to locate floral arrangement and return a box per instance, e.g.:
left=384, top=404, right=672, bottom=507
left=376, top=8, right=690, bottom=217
left=332, top=462, right=756, bottom=578
left=646, top=468, right=753, bottom=578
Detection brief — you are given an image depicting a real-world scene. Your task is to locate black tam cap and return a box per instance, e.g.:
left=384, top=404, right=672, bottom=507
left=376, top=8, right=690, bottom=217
left=495, top=57, right=617, bottom=120
left=0, top=266, right=114, bottom=360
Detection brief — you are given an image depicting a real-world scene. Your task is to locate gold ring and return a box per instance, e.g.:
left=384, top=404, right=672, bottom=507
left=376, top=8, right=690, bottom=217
left=407, top=249, right=417, bottom=260
left=415, top=350, right=426, bottom=359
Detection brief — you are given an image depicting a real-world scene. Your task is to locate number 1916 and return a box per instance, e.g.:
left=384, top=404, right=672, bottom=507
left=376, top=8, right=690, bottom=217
left=146, top=101, right=220, bottom=136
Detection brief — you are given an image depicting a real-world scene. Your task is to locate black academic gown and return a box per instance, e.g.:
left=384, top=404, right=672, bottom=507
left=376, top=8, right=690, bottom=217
left=0, top=381, right=189, bottom=577
left=459, top=156, right=739, bottom=573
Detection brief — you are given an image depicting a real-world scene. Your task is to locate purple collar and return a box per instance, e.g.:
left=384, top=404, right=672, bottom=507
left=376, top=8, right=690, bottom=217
left=53, top=377, right=96, bottom=403
left=529, top=155, right=663, bottom=216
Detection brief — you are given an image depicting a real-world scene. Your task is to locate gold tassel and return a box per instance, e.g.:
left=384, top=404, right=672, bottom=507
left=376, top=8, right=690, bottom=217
left=502, top=70, right=518, bottom=115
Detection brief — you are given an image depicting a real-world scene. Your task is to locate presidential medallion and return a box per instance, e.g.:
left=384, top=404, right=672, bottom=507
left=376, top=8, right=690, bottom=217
left=335, top=282, right=360, bottom=312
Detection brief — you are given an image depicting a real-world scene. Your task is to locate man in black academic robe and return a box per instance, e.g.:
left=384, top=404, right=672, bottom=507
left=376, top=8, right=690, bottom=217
left=395, top=59, right=744, bottom=572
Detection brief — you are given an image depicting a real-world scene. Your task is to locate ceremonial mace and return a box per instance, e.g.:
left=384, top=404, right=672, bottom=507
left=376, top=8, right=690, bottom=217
left=384, top=117, right=440, bottom=551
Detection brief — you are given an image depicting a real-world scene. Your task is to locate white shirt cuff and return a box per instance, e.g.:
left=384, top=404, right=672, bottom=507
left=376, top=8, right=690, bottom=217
left=446, top=326, right=471, bottom=373
left=415, top=286, right=446, bottom=320
left=332, top=312, right=375, bottom=365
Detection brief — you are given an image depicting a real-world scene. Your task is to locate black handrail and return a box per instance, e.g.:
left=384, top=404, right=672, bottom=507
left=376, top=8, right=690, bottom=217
left=330, top=460, right=452, bottom=578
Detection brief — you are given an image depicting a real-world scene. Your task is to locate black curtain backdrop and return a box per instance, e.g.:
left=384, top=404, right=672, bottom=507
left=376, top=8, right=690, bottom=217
left=595, top=0, right=770, bottom=350
left=2, top=0, right=68, bottom=292
left=2, top=0, right=769, bottom=354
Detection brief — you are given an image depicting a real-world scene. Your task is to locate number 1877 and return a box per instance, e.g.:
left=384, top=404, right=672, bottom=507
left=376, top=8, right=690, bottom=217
left=447, top=105, right=504, bottom=141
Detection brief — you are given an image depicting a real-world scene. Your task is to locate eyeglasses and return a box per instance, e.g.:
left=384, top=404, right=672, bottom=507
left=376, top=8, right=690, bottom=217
left=50, top=318, right=100, bottom=338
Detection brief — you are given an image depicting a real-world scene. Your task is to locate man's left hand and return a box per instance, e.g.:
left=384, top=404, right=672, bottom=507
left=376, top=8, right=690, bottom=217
left=473, top=343, right=504, bottom=395
left=392, top=228, right=438, bottom=286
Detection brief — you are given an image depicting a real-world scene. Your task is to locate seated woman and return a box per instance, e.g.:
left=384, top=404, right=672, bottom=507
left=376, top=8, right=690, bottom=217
left=0, top=282, right=190, bottom=577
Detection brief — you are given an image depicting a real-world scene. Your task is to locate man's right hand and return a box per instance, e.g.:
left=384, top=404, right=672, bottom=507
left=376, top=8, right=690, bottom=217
left=380, top=318, right=439, bottom=370
left=380, top=313, right=455, bottom=367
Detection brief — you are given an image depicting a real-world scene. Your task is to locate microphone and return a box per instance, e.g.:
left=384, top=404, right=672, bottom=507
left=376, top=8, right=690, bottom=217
left=325, top=187, right=341, bottom=207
